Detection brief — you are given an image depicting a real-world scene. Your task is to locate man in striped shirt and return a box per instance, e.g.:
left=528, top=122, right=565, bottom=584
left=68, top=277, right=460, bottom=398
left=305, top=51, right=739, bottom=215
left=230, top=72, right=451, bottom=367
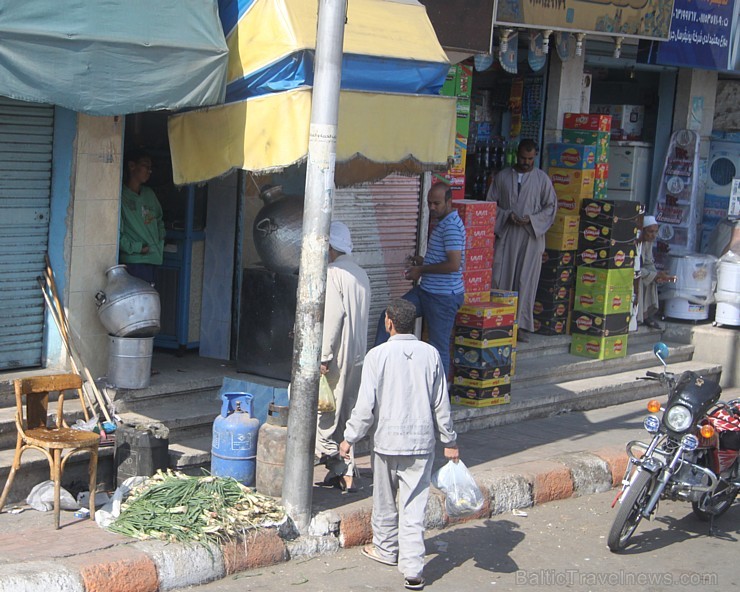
left=375, top=183, right=465, bottom=378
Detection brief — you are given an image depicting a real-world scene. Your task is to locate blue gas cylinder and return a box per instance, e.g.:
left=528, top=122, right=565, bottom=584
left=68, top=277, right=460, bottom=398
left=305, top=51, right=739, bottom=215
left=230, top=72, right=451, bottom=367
left=211, top=392, right=260, bottom=485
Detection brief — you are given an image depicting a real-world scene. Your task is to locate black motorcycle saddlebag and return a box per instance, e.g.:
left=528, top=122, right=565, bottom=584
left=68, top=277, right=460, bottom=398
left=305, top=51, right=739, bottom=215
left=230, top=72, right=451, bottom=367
left=720, top=431, right=740, bottom=451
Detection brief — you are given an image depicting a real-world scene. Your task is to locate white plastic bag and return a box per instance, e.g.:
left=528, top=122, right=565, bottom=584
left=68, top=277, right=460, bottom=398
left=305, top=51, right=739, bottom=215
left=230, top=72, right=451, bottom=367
left=95, top=476, right=147, bottom=528
left=26, top=480, right=79, bottom=512
left=432, top=460, right=484, bottom=517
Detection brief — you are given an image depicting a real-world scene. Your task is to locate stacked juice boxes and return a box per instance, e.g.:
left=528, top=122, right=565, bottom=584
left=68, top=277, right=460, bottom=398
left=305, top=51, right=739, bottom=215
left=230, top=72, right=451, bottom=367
left=547, top=140, right=597, bottom=215
left=549, top=114, right=612, bottom=212
left=452, top=200, right=497, bottom=305
left=451, top=290, right=518, bottom=407
left=441, top=62, right=473, bottom=200
left=571, top=199, right=640, bottom=359
left=534, top=245, right=577, bottom=335
left=561, top=117, right=610, bottom=200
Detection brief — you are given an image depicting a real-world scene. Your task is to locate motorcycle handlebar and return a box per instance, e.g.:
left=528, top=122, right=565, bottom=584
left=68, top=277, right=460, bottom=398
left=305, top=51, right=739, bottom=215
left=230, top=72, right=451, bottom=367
left=645, top=371, right=661, bottom=379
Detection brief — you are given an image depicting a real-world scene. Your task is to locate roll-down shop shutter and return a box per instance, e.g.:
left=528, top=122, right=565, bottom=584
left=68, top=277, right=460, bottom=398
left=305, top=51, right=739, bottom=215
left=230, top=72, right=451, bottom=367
left=0, top=98, right=54, bottom=370
left=334, top=174, right=422, bottom=348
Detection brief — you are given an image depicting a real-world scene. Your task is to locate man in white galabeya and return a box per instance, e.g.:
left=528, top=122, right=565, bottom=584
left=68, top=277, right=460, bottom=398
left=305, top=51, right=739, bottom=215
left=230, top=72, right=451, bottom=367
left=315, top=221, right=371, bottom=493
left=486, top=139, right=557, bottom=342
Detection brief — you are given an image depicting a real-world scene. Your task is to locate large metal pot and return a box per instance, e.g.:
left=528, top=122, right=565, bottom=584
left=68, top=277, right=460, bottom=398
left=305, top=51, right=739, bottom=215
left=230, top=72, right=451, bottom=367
left=95, top=265, right=161, bottom=337
left=253, top=185, right=303, bottom=274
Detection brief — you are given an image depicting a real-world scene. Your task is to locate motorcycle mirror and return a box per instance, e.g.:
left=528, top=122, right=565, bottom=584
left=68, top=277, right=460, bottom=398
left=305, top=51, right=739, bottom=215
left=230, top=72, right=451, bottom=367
left=653, top=342, right=669, bottom=368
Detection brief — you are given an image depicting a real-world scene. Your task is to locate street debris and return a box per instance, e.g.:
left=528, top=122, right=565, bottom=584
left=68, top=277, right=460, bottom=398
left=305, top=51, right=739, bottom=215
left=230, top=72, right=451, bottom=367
left=108, top=470, right=285, bottom=545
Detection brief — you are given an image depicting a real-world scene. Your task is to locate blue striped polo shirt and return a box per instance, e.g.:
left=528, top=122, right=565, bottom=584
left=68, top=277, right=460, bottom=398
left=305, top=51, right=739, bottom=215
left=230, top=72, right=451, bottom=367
left=420, top=209, right=466, bottom=295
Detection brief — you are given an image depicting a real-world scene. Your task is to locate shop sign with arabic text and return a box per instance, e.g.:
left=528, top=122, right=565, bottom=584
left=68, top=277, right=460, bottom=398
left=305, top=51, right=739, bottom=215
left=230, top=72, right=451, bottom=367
left=495, top=0, right=674, bottom=39
left=640, top=0, right=737, bottom=70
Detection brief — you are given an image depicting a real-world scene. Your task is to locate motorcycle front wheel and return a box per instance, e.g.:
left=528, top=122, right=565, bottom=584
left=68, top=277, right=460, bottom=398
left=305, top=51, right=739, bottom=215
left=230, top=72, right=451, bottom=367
left=607, top=469, right=655, bottom=552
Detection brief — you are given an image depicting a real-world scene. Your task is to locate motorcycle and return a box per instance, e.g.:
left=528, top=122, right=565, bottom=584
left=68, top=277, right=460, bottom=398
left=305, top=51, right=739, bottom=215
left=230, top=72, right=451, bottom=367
left=607, top=342, right=740, bottom=552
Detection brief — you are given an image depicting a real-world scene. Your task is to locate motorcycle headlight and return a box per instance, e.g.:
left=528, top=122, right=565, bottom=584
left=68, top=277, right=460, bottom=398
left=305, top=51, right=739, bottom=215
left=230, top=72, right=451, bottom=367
left=664, top=404, right=693, bottom=432
left=643, top=415, right=661, bottom=433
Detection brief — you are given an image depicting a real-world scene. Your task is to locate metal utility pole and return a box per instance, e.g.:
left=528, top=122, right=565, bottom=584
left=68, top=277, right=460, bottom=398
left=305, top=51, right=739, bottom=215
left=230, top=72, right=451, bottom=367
left=282, top=0, right=346, bottom=533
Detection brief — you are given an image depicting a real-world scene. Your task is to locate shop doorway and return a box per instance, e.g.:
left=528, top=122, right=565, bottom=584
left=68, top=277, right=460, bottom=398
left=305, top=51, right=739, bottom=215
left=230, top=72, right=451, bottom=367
left=123, top=112, right=209, bottom=355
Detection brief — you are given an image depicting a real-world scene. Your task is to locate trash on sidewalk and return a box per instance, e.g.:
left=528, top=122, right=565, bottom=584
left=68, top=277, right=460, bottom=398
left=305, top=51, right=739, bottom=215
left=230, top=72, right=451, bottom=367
left=71, top=417, right=99, bottom=432
left=512, top=509, right=528, bottom=517
left=106, top=470, right=286, bottom=546
left=95, top=476, right=148, bottom=528
left=77, top=490, right=112, bottom=508
left=26, top=480, right=79, bottom=512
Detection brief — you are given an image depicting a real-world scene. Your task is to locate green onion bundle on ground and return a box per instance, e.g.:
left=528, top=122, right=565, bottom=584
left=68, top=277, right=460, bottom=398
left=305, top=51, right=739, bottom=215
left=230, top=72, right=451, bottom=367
left=108, top=470, right=285, bottom=546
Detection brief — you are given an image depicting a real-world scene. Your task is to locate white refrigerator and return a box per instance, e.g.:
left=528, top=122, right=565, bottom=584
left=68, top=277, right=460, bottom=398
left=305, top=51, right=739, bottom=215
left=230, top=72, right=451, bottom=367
left=607, top=142, right=653, bottom=205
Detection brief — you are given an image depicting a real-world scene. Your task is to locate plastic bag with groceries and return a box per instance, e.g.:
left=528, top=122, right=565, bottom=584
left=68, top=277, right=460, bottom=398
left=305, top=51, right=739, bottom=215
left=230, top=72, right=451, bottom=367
left=432, top=460, right=484, bottom=517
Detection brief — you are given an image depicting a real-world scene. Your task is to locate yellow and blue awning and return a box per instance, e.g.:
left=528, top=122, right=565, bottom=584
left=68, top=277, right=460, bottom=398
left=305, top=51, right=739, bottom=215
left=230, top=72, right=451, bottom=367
left=168, top=0, right=456, bottom=185
left=0, top=1, right=229, bottom=115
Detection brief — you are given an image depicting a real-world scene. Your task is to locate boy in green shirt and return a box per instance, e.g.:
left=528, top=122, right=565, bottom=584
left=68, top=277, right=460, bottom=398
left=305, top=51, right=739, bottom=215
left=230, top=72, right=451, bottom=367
left=119, top=150, right=165, bottom=284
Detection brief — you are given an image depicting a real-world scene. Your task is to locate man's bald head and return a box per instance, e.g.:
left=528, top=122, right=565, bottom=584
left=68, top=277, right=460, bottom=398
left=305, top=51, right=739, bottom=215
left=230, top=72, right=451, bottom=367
left=427, top=183, right=454, bottom=220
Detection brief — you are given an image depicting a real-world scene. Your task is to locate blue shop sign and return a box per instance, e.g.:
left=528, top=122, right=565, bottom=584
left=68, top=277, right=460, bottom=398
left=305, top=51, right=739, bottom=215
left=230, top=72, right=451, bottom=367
left=639, top=0, right=738, bottom=71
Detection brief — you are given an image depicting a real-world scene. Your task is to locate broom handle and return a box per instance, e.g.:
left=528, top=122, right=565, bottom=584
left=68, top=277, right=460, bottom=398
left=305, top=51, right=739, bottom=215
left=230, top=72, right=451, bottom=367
left=37, top=278, right=94, bottom=422
left=42, top=261, right=114, bottom=424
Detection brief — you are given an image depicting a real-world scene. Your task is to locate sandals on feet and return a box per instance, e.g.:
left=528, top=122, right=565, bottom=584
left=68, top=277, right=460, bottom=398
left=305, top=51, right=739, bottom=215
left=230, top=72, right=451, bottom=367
left=339, top=475, right=357, bottom=494
left=361, top=544, right=397, bottom=566
left=404, top=577, right=426, bottom=590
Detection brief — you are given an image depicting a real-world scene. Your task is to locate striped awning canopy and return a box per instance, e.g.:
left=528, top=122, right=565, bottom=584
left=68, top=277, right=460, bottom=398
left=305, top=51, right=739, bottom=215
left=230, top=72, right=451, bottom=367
left=168, top=0, right=456, bottom=185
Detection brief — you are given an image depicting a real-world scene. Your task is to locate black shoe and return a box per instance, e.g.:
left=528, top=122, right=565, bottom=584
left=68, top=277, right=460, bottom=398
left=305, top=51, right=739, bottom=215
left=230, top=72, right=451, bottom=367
left=404, top=577, right=426, bottom=590
left=517, top=329, right=530, bottom=343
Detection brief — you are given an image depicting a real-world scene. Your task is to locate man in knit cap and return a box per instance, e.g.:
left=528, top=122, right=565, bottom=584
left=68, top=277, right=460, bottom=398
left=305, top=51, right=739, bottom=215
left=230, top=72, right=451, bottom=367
left=637, top=215, right=675, bottom=328
left=315, top=221, right=371, bottom=492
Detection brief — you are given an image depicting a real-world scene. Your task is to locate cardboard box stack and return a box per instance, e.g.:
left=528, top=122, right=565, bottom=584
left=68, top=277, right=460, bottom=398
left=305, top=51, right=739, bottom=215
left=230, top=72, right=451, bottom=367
left=561, top=126, right=610, bottom=200
left=451, top=290, right=518, bottom=408
left=534, top=246, right=576, bottom=335
left=591, top=104, right=645, bottom=141
left=548, top=115, right=610, bottom=214
left=570, top=198, right=640, bottom=359
left=452, top=200, right=497, bottom=305
left=441, top=63, right=473, bottom=200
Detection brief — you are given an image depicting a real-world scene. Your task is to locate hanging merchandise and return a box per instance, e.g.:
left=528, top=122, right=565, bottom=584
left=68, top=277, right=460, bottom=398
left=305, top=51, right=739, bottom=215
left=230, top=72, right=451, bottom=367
left=499, top=32, right=519, bottom=74
left=556, top=32, right=574, bottom=62
left=474, top=53, right=494, bottom=72
left=528, top=33, right=546, bottom=72
left=654, top=130, right=701, bottom=261
left=509, top=78, right=524, bottom=139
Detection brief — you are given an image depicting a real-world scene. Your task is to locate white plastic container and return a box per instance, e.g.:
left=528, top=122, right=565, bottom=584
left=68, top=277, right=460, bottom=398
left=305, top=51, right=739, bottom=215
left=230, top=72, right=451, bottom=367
left=714, top=255, right=740, bottom=326
left=661, top=253, right=717, bottom=306
left=664, top=297, right=709, bottom=321
left=715, top=302, right=740, bottom=326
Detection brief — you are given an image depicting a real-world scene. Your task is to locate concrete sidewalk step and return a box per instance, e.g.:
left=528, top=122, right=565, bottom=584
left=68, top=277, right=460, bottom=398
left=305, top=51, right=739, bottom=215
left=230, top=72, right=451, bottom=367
left=514, top=325, right=662, bottom=360
left=451, top=359, right=722, bottom=433
left=514, top=342, right=694, bottom=388
left=165, top=360, right=722, bottom=475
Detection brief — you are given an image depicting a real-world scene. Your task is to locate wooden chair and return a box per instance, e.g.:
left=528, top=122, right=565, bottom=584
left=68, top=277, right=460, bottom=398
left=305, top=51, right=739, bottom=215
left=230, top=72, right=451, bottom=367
left=0, top=374, right=99, bottom=529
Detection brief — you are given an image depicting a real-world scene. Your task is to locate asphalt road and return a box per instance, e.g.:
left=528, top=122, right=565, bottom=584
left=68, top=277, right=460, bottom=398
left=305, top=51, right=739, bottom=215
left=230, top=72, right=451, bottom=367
left=175, top=491, right=739, bottom=592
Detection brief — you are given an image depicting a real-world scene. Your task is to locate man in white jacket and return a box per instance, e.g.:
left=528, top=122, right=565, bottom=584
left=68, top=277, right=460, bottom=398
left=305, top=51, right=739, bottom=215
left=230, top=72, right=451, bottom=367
left=340, top=298, right=459, bottom=591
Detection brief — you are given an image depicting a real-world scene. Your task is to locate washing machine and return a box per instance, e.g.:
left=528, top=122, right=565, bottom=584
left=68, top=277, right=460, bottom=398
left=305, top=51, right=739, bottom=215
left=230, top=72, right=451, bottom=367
left=701, top=140, right=740, bottom=251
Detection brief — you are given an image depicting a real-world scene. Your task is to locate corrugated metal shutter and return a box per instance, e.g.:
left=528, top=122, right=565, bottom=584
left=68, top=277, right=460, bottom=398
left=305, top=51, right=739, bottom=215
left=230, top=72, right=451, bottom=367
left=334, top=174, right=422, bottom=348
left=0, top=98, right=54, bottom=370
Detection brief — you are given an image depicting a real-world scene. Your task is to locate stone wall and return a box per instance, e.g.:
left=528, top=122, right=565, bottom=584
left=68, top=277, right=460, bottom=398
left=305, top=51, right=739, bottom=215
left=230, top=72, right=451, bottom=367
left=68, top=115, right=124, bottom=377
